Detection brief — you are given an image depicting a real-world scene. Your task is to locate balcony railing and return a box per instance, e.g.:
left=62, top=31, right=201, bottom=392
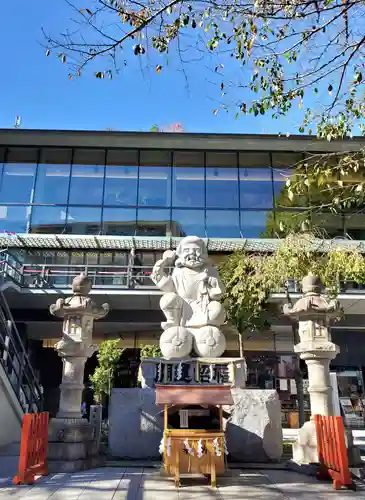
left=20, top=264, right=160, bottom=289
left=0, top=251, right=365, bottom=295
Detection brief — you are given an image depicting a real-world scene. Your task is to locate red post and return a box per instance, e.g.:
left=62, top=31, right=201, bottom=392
left=314, top=414, right=355, bottom=491
left=13, top=412, right=49, bottom=485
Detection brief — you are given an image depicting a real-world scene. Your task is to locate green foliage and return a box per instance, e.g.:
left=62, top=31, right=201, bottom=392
left=90, top=340, right=125, bottom=402
left=284, top=150, right=365, bottom=216
left=140, top=344, right=162, bottom=358
left=219, top=234, right=365, bottom=332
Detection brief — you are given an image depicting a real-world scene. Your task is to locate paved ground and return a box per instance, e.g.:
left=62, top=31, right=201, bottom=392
left=1, top=465, right=365, bottom=500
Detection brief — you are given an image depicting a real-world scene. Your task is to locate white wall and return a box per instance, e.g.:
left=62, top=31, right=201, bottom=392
left=0, top=364, right=23, bottom=448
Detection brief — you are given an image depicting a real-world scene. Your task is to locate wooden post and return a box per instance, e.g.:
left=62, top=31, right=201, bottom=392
left=164, top=404, right=168, bottom=430
left=175, top=441, right=180, bottom=488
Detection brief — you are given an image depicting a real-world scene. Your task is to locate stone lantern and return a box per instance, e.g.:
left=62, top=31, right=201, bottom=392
left=283, top=273, right=342, bottom=463
left=48, top=273, right=109, bottom=471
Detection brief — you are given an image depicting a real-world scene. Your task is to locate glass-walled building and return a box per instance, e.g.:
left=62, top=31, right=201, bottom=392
left=1, top=129, right=365, bottom=427
left=0, top=135, right=363, bottom=240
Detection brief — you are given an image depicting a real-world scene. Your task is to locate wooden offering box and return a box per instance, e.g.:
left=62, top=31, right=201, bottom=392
left=156, top=385, right=233, bottom=487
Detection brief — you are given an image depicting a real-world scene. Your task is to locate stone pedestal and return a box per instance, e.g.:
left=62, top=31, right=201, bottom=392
left=48, top=418, right=105, bottom=472
left=108, top=388, right=282, bottom=462
left=48, top=273, right=109, bottom=471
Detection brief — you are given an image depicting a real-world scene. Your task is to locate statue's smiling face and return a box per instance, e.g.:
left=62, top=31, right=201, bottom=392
left=180, top=244, right=204, bottom=269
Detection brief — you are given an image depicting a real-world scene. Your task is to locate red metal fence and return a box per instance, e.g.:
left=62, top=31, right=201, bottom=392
left=13, top=412, right=49, bottom=485
left=314, top=414, right=355, bottom=490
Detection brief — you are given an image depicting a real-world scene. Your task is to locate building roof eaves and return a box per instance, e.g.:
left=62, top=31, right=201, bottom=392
left=0, top=128, right=364, bottom=152
left=3, top=234, right=365, bottom=253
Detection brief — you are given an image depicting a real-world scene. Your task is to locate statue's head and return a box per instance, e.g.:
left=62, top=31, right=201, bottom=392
left=72, top=273, right=92, bottom=295
left=175, top=236, right=208, bottom=269
left=302, top=273, right=323, bottom=295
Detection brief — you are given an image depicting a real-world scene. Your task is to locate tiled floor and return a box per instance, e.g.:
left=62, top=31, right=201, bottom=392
left=1, top=466, right=365, bottom=500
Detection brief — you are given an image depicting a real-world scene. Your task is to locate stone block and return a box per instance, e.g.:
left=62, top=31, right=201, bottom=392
left=48, top=418, right=95, bottom=443
left=48, top=418, right=100, bottom=472
left=108, top=388, right=163, bottom=459
left=224, top=389, right=283, bottom=462
left=47, top=455, right=106, bottom=473
left=48, top=440, right=98, bottom=461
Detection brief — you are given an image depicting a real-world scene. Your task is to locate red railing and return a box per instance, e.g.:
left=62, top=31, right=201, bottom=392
left=13, top=412, right=49, bottom=485
left=314, top=414, right=355, bottom=491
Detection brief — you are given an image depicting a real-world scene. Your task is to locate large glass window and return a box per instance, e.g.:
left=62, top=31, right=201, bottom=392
left=240, top=211, right=269, bottom=238
left=206, top=210, right=240, bottom=238
left=136, top=208, right=170, bottom=236
left=138, top=168, right=171, bottom=207
left=104, top=150, right=138, bottom=206
left=102, top=207, right=136, bottom=235
left=173, top=151, right=205, bottom=207
left=66, top=207, right=101, bottom=234
left=239, top=153, right=273, bottom=209
left=272, top=153, right=307, bottom=208
left=171, top=209, right=205, bottom=237
left=0, top=206, right=30, bottom=233
left=206, top=154, right=238, bottom=208
left=0, top=148, right=38, bottom=204
left=68, top=149, right=105, bottom=205
left=138, top=150, right=171, bottom=207
left=30, top=206, right=67, bottom=234
left=34, top=149, right=72, bottom=204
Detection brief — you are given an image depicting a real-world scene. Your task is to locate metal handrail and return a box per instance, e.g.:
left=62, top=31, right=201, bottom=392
left=0, top=290, right=43, bottom=413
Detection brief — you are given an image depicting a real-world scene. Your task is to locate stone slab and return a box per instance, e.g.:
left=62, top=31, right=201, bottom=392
left=224, top=389, right=283, bottom=462
left=109, top=388, right=164, bottom=459
left=1, top=467, right=365, bottom=499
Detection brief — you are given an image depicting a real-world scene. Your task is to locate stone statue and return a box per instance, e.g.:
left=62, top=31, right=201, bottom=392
left=50, top=273, right=109, bottom=419
left=151, top=236, right=227, bottom=359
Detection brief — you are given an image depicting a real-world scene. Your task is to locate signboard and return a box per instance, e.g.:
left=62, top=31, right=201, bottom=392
left=154, top=360, right=231, bottom=385
left=179, top=410, right=189, bottom=428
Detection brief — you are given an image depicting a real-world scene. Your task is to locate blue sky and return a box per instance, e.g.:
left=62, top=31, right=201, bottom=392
left=0, top=1, right=307, bottom=134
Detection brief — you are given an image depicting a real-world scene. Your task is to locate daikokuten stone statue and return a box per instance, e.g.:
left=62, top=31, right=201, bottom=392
left=151, top=236, right=227, bottom=359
